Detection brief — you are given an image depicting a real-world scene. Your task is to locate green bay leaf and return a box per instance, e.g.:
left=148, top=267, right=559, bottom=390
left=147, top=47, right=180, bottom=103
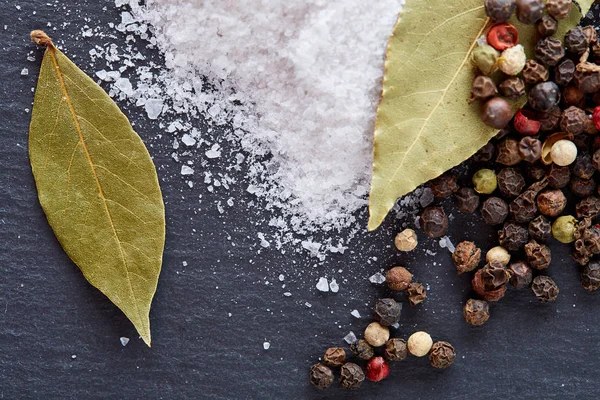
left=29, top=31, right=165, bottom=346
left=368, top=0, right=592, bottom=231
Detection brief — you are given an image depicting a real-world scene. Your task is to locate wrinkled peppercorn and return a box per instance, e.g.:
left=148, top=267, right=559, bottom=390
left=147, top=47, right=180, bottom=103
left=481, top=197, right=509, bottom=225
left=593, top=149, right=600, bottom=171
left=452, top=241, right=481, bottom=274
left=463, top=299, right=490, bottom=326
left=497, top=168, right=525, bottom=198
left=482, top=97, right=513, bottom=128
left=570, top=177, right=595, bottom=197
left=310, top=363, right=334, bottom=390
left=574, top=62, right=600, bottom=93
left=524, top=240, right=552, bottom=270
left=538, top=107, right=562, bottom=131
left=560, top=106, right=587, bottom=135
left=384, top=338, right=407, bottom=361
left=576, top=196, right=600, bottom=219
left=386, top=266, right=412, bottom=291
left=469, top=75, right=499, bottom=103
left=572, top=217, right=600, bottom=265
left=523, top=60, right=549, bottom=85
left=429, top=341, right=456, bottom=369
left=536, top=14, right=558, bottom=37
left=509, top=261, right=533, bottom=288
left=518, top=137, right=542, bottom=163
left=583, top=26, right=598, bottom=44
left=473, top=142, right=496, bottom=163
left=428, top=173, right=459, bottom=197
left=516, top=0, right=544, bottom=24
left=473, top=268, right=507, bottom=301
left=528, top=81, right=561, bottom=112
left=351, top=339, right=375, bottom=360
left=531, top=275, right=559, bottom=302
left=499, top=222, right=529, bottom=251
left=555, top=59, right=576, bottom=86
left=374, top=298, right=402, bottom=326
left=574, top=134, right=592, bottom=151
left=497, top=138, right=522, bottom=166
left=582, top=261, right=600, bottom=291
left=528, top=162, right=547, bottom=181
left=485, top=0, right=517, bottom=22
left=529, top=215, right=552, bottom=241
left=481, top=261, right=511, bottom=290
left=562, top=85, right=585, bottom=108
left=455, top=187, right=480, bottom=213
left=572, top=153, right=595, bottom=179
left=339, top=363, right=365, bottom=390
left=534, top=38, right=565, bottom=67
left=323, top=347, right=346, bottom=367
left=537, top=189, right=567, bottom=217
left=546, top=0, right=572, bottom=19
left=565, top=27, right=590, bottom=55
left=406, top=282, right=427, bottom=306
left=420, top=206, right=448, bottom=238
left=547, top=164, right=571, bottom=188
left=499, top=77, right=526, bottom=99
left=510, top=179, right=548, bottom=223
left=365, top=357, right=390, bottom=382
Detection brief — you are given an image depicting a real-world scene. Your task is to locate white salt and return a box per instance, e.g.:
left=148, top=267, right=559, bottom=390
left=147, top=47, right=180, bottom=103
left=20, top=68, right=28, bottom=76
left=180, top=165, right=194, bottom=176
left=350, top=310, right=361, bottom=319
left=144, top=98, right=163, bottom=120
left=316, top=277, right=329, bottom=292
left=263, top=341, right=270, bottom=350
left=120, top=337, right=130, bottom=346
left=343, top=331, right=358, bottom=345
left=329, top=279, right=339, bottom=293
left=181, top=134, right=196, bottom=147
left=439, top=236, right=455, bottom=253
left=369, top=272, right=386, bottom=285
left=115, top=77, right=134, bottom=95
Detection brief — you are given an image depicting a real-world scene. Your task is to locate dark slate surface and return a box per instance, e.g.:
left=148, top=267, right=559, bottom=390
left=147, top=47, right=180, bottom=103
left=2, top=1, right=600, bottom=399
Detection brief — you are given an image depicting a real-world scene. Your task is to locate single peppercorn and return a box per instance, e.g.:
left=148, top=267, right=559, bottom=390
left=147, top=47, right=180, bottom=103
left=473, top=268, right=507, bottom=301
left=472, top=169, right=498, bottom=194
left=518, top=136, right=542, bottom=163
left=499, top=221, right=529, bottom=251
left=528, top=162, right=547, bottom=181
left=455, top=187, right=480, bottom=213
left=574, top=62, right=600, bottom=93
left=529, top=215, right=552, bottom=241
left=452, top=241, right=481, bottom=274
left=534, top=37, right=565, bottom=67
left=323, top=347, right=346, bottom=367
left=555, top=59, right=576, bottom=86
left=551, top=140, right=578, bottom=166
left=572, top=217, right=600, bottom=265
left=364, top=322, right=390, bottom=347
left=514, top=109, right=541, bottom=135
left=469, top=75, right=499, bottom=104
left=463, top=299, right=490, bottom=326
left=351, top=339, right=375, bottom=360
left=574, top=134, right=592, bottom=151
left=510, top=179, right=548, bottom=224
left=495, top=127, right=512, bottom=140
left=538, top=107, right=562, bottom=131
left=429, top=173, right=459, bottom=197
left=386, top=266, right=412, bottom=291
left=485, top=0, right=517, bottom=22
left=572, top=153, right=595, bottom=179
left=547, top=164, right=571, bottom=189
left=536, top=15, right=558, bottom=37
left=593, top=149, right=600, bottom=171
left=497, top=168, right=525, bottom=198
left=570, top=177, right=595, bottom=198
left=562, top=85, right=585, bottom=108
left=523, top=60, right=549, bottom=85
left=374, top=298, right=402, bottom=327
left=473, top=142, right=496, bottom=163
left=582, top=261, right=600, bottom=291
left=552, top=215, right=578, bottom=243
left=339, top=363, right=365, bottom=390
left=524, top=240, right=552, bottom=270
left=407, top=331, right=433, bottom=357
left=420, top=206, right=448, bottom=238
left=515, top=0, right=544, bottom=24
left=406, top=282, right=427, bottom=306
left=565, top=27, right=590, bottom=55
left=481, top=197, right=509, bottom=225
left=499, top=45, right=527, bottom=75
left=486, top=246, right=511, bottom=265
left=583, top=26, right=598, bottom=44
left=509, top=261, right=533, bottom=289
left=576, top=196, right=600, bottom=219
left=429, top=341, right=456, bottom=369
left=531, top=275, right=559, bottom=302
left=365, top=357, right=390, bottom=382
left=546, top=0, right=572, bottom=19
left=497, top=138, right=522, bottom=166
left=560, top=106, right=587, bottom=135
left=481, top=261, right=511, bottom=290
left=395, top=228, right=418, bottom=252
left=384, top=338, right=408, bottom=361
left=472, top=45, right=500, bottom=75
left=481, top=97, right=513, bottom=128
left=310, top=363, right=334, bottom=390
left=528, top=81, right=561, bottom=111
left=499, top=77, right=526, bottom=99
left=537, top=189, right=567, bottom=217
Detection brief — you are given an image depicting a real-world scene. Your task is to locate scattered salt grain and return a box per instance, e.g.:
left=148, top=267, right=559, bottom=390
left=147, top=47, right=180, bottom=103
left=439, top=236, right=455, bottom=253
left=20, top=68, right=28, bottom=76
left=263, top=342, right=270, bottom=350
left=369, top=272, right=386, bottom=285
left=343, top=331, right=358, bottom=345
left=144, top=98, right=163, bottom=120
left=283, top=292, right=292, bottom=297
left=350, top=310, right=361, bottom=319
left=316, top=277, right=329, bottom=292
left=180, top=165, right=194, bottom=176
left=329, top=279, right=339, bottom=293
left=120, top=337, right=130, bottom=346
left=278, top=274, right=285, bottom=282
left=419, top=188, right=434, bottom=208
left=181, top=134, right=196, bottom=147
left=205, top=144, right=221, bottom=159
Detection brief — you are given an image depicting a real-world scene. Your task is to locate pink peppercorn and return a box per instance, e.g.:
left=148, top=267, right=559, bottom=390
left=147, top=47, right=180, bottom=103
left=514, top=109, right=541, bottom=135
left=365, top=356, right=390, bottom=382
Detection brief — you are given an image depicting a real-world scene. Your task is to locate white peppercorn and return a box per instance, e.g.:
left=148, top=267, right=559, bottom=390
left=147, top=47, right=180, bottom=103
left=407, top=331, right=433, bottom=357
left=486, top=246, right=511, bottom=266
left=364, top=322, right=390, bottom=347
left=395, top=229, right=418, bottom=252
left=550, top=140, right=578, bottom=166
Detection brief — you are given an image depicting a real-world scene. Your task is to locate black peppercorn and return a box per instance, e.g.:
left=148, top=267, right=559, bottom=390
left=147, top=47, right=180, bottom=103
left=310, top=363, right=334, bottom=390
left=406, top=282, right=427, bottom=305
left=534, top=37, right=565, bottom=66
left=386, top=266, right=412, bottom=291
left=454, top=187, right=480, bottom=213
left=570, top=177, right=596, bottom=198
left=572, top=153, right=595, bottom=179
left=583, top=26, right=598, bottom=44
left=531, top=275, right=559, bottom=302
left=538, top=107, right=562, bottom=131
left=593, top=149, right=600, bottom=171
left=572, top=217, right=600, bottom=265
left=516, top=0, right=544, bottom=24
left=339, top=363, right=365, bottom=390
left=565, top=27, right=590, bottom=55
left=497, top=168, right=525, bottom=198
left=527, top=162, right=547, bottom=181
left=463, top=299, right=490, bottom=326
left=528, top=81, right=561, bottom=112
left=546, top=0, right=572, bottom=19
left=524, top=240, right=552, bottom=270
left=499, top=221, right=529, bottom=251
left=473, top=268, right=507, bottom=302
left=509, top=261, right=533, bottom=289
left=523, top=60, right=549, bottom=85
left=420, top=206, right=448, bottom=238
left=518, top=137, right=542, bottom=163
left=481, top=97, right=513, bottom=129
left=481, top=197, right=509, bottom=225
left=560, top=106, right=587, bottom=135
left=510, top=179, right=547, bottom=223
left=499, top=77, right=526, bottom=100
left=485, top=0, right=517, bottom=21
left=374, top=298, right=402, bottom=326
left=537, top=189, right=567, bottom=217
left=576, top=196, right=600, bottom=219
left=428, top=173, right=459, bottom=198
left=472, top=142, right=496, bottom=163
left=469, top=75, right=498, bottom=103
left=429, top=341, right=456, bottom=369
left=547, top=164, right=571, bottom=189
left=574, top=62, right=600, bottom=93
left=562, top=85, right=585, bottom=108
left=582, top=261, right=600, bottom=291
left=574, top=134, right=592, bottom=152
left=384, top=338, right=408, bottom=361
left=351, top=339, right=375, bottom=360
left=555, top=59, right=576, bottom=86
left=452, top=241, right=481, bottom=274
left=536, top=14, right=558, bottom=37
left=497, top=138, right=522, bottom=166
left=529, top=215, right=552, bottom=241
left=323, top=347, right=346, bottom=367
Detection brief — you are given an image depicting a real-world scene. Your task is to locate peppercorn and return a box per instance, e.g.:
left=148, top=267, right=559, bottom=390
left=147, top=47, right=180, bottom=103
left=481, top=97, right=513, bottom=128
left=429, top=173, right=459, bottom=197
left=351, top=339, right=375, bottom=360
left=472, top=142, right=496, bottom=163
left=529, top=215, right=552, bottom=241
left=374, top=298, right=401, bottom=326
left=499, top=45, right=527, bottom=75
left=427, top=341, right=456, bottom=369
left=487, top=22, right=520, bottom=51
left=509, top=261, right=533, bottom=288
left=454, top=187, right=480, bottom=213
left=472, top=45, right=500, bottom=75
left=473, top=268, right=507, bottom=301
left=386, top=266, right=412, bottom=291
left=395, top=228, right=418, bottom=252
left=384, top=338, right=407, bottom=361
left=538, top=107, right=562, bottom=131
left=572, top=153, right=595, bottom=179
left=528, top=162, right=547, bottom=181
left=472, top=168, right=498, bottom=194
left=546, top=0, right=572, bottom=19
left=499, top=221, right=529, bottom=251
left=547, top=164, right=571, bottom=188
left=407, top=331, right=433, bottom=357
left=537, top=189, right=567, bottom=217
left=406, top=282, right=427, bottom=306
left=528, top=81, right=561, bottom=112
left=531, top=275, right=559, bottom=302
left=495, top=127, right=512, bottom=140
left=310, top=363, right=334, bottom=390
left=581, top=261, right=600, bottom=291
left=481, top=261, right=511, bottom=290
left=364, top=322, right=390, bottom=347
left=469, top=76, right=498, bottom=103
left=420, top=206, right=448, bottom=238
left=576, top=196, right=600, bottom=219
left=565, top=27, right=590, bottom=55
left=486, top=245, right=511, bottom=265
left=498, top=78, right=525, bottom=101
left=552, top=215, right=578, bottom=243
left=463, top=299, right=490, bottom=326
left=570, top=177, right=596, bottom=197
left=339, top=363, right=365, bottom=390
left=562, top=85, right=585, bottom=108
left=583, top=26, right=598, bottom=44
left=534, top=37, right=565, bottom=66
left=572, top=217, right=600, bottom=265
left=485, top=0, right=517, bottom=22
left=522, top=60, right=548, bottom=85
left=496, top=138, right=522, bottom=166
left=496, top=168, right=525, bottom=198
left=510, top=179, right=548, bottom=223
left=594, top=107, right=600, bottom=130
left=593, top=42, right=600, bottom=62
left=536, top=14, right=558, bottom=37
left=574, top=62, right=600, bottom=93
left=551, top=140, right=578, bottom=166
left=323, top=347, right=346, bottom=367
left=481, top=197, right=509, bottom=226
left=560, top=106, right=587, bottom=135
left=594, top=149, right=600, bottom=171
left=574, top=134, right=592, bottom=151
left=524, top=240, right=552, bottom=270
left=518, top=136, right=542, bottom=163
left=514, top=109, right=541, bottom=135
left=555, top=59, right=576, bottom=86
left=515, top=0, right=544, bottom=24
left=452, top=241, right=481, bottom=274
left=365, top=357, right=389, bottom=382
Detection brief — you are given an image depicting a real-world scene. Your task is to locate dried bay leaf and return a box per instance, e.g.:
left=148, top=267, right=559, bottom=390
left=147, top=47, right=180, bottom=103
left=368, top=0, right=594, bottom=231
left=28, top=31, right=165, bottom=346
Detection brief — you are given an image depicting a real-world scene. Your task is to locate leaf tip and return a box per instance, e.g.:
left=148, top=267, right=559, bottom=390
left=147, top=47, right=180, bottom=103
left=30, top=30, right=53, bottom=47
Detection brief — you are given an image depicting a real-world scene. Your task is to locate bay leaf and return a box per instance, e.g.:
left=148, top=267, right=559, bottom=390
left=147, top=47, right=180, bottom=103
left=28, top=31, right=165, bottom=346
left=368, top=0, right=594, bottom=231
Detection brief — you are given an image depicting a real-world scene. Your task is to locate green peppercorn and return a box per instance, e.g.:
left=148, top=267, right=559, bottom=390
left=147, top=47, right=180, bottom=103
left=552, top=215, right=578, bottom=243
left=472, top=45, right=500, bottom=75
left=472, top=169, right=497, bottom=194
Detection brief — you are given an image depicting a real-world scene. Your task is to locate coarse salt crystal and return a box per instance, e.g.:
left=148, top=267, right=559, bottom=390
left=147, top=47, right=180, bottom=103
left=20, top=68, right=28, bottom=76
left=343, top=331, right=358, bottom=345
left=263, top=342, right=270, bottom=350
left=144, top=98, right=163, bottom=120
left=350, top=310, right=361, bottom=318
left=369, top=272, right=386, bottom=285
left=120, top=337, right=130, bottom=346
left=180, top=165, right=194, bottom=175
left=329, top=279, right=339, bottom=293
left=316, top=277, right=329, bottom=292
